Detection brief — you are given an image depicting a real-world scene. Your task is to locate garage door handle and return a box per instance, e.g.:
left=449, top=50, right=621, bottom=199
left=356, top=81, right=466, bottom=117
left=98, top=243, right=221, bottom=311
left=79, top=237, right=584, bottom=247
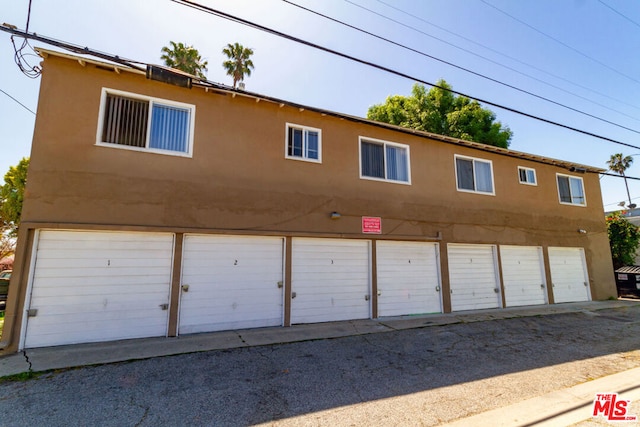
left=540, top=284, right=545, bottom=289
left=181, top=284, right=189, bottom=292
left=291, top=292, right=296, bottom=299
left=584, top=282, right=588, bottom=287
left=435, top=286, right=440, bottom=292
left=159, top=304, right=169, bottom=310
left=365, top=294, right=370, bottom=301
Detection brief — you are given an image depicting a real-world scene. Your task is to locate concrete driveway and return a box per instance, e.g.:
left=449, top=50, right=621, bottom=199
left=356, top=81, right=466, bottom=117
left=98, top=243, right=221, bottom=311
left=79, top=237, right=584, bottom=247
left=0, top=301, right=639, bottom=426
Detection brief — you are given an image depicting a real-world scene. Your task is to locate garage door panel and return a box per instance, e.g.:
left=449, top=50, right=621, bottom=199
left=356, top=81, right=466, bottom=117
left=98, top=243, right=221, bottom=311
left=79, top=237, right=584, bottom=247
left=34, top=256, right=172, bottom=270
left=27, top=319, right=168, bottom=347
left=28, top=299, right=169, bottom=316
left=500, top=246, right=547, bottom=307
left=549, top=247, right=590, bottom=303
left=33, top=266, right=172, bottom=279
left=377, top=242, right=442, bottom=317
left=28, top=273, right=172, bottom=288
left=291, top=238, right=370, bottom=324
left=451, top=290, right=499, bottom=300
left=35, top=240, right=172, bottom=253
left=30, top=289, right=168, bottom=304
left=292, top=275, right=369, bottom=287
left=182, top=291, right=279, bottom=308
left=24, top=230, right=174, bottom=349
left=29, top=306, right=168, bottom=324
left=295, top=262, right=369, bottom=269
left=179, top=235, right=284, bottom=335
left=448, top=244, right=501, bottom=311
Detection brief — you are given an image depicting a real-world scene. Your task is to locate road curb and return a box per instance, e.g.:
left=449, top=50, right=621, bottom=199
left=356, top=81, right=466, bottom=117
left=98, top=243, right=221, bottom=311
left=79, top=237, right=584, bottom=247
left=442, top=367, right=640, bottom=426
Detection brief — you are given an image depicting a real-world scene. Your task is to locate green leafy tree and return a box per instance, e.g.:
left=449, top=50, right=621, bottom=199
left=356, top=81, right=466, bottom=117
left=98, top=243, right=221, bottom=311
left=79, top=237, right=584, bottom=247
left=606, top=211, right=640, bottom=269
left=222, top=42, right=255, bottom=89
left=367, top=81, right=513, bottom=148
left=0, top=157, right=29, bottom=236
left=607, top=153, right=635, bottom=208
left=160, top=41, right=208, bottom=79
left=0, top=232, right=15, bottom=262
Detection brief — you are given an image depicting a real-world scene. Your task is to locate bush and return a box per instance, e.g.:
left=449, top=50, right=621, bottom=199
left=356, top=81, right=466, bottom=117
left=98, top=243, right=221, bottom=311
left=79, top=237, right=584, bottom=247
left=606, top=211, right=640, bottom=269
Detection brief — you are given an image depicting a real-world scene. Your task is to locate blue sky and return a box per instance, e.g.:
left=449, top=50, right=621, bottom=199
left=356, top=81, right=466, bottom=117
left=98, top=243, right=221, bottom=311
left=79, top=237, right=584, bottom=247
left=1, top=0, right=640, bottom=210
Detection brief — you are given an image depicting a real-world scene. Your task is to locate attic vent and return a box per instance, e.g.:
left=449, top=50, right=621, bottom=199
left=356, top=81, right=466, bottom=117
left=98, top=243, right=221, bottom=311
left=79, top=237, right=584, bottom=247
left=146, top=65, right=192, bottom=89
left=95, top=65, right=115, bottom=72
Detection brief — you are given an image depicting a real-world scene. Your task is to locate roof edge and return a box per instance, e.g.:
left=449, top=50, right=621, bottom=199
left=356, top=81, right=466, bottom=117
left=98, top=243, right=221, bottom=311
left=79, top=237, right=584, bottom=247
left=36, top=47, right=605, bottom=173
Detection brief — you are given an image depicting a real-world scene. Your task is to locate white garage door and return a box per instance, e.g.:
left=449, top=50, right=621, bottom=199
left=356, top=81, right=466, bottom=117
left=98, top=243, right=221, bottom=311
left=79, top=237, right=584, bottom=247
left=500, top=246, right=547, bottom=307
left=179, top=235, right=284, bottom=334
left=448, top=244, right=502, bottom=311
left=548, top=247, right=591, bottom=303
left=377, top=241, right=442, bottom=317
left=23, top=230, right=174, bottom=349
left=291, top=238, right=370, bottom=324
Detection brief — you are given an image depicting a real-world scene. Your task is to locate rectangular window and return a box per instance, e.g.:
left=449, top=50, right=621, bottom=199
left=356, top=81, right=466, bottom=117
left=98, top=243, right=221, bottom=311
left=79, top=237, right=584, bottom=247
left=360, top=137, right=410, bottom=184
left=518, top=167, right=537, bottom=185
left=455, top=155, right=494, bottom=194
left=98, top=89, right=194, bottom=156
left=557, top=174, right=586, bottom=206
left=286, top=123, right=321, bottom=162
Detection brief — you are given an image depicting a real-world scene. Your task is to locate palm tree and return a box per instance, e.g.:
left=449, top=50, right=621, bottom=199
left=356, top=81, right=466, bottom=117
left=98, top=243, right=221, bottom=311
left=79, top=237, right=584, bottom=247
left=607, top=153, right=635, bottom=208
left=222, top=42, right=254, bottom=89
left=160, top=41, right=208, bottom=79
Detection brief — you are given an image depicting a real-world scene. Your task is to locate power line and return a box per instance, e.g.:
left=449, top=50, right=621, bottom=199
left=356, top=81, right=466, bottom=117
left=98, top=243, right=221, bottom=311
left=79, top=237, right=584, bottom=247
left=284, top=0, right=640, bottom=136
left=369, top=0, right=640, bottom=116
left=604, top=195, right=640, bottom=208
left=598, top=0, right=640, bottom=29
left=171, top=0, right=640, bottom=151
left=479, top=0, right=640, bottom=85
left=11, top=0, right=41, bottom=78
left=4, top=9, right=640, bottom=189
left=601, top=171, right=640, bottom=181
left=0, top=88, right=35, bottom=115
left=0, top=25, right=146, bottom=72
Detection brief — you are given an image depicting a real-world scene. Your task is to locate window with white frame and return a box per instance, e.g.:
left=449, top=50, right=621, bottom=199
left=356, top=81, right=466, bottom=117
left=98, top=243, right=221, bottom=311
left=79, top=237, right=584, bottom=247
left=360, top=137, right=410, bottom=184
left=518, top=166, right=537, bottom=185
left=286, top=123, right=321, bottom=162
left=455, top=155, right=494, bottom=194
left=557, top=174, right=586, bottom=206
left=98, top=89, right=194, bottom=156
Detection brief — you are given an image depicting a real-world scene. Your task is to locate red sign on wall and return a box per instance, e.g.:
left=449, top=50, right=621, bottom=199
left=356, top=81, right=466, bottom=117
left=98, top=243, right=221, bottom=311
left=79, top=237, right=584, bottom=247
left=362, top=216, right=382, bottom=234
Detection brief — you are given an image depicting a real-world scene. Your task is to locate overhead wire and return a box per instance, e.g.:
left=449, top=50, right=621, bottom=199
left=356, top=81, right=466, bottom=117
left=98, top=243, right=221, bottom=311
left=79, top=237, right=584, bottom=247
left=170, top=0, right=640, bottom=152
left=598, top=0, right=640, bottom=29
left=11, top=0, right=41, bottom=78
left=4, top=1, right=639, bottom=187
left=0, top=25, right=146, bottom=72
left=346, top=0, right=640, bottom=123
left=479, top=0, right=640, bottom=85
left=350, top=0, right=640, bottom=205
left=369, top=0, right=640, bottom=115
left=284, top=0, right=640, bottom=136
left=0, top=88, right=36, bottom=115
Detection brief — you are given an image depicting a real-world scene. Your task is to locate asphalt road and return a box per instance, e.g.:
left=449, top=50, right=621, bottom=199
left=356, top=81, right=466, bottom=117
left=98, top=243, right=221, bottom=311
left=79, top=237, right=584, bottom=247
left=1, top=305, right=640, bottom=426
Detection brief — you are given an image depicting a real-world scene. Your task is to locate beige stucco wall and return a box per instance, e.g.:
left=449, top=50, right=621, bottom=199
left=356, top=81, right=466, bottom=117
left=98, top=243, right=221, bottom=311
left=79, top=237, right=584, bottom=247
left=1, top=53, right=616, bottom=352
left=23, top=56, right=607, bottom=239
